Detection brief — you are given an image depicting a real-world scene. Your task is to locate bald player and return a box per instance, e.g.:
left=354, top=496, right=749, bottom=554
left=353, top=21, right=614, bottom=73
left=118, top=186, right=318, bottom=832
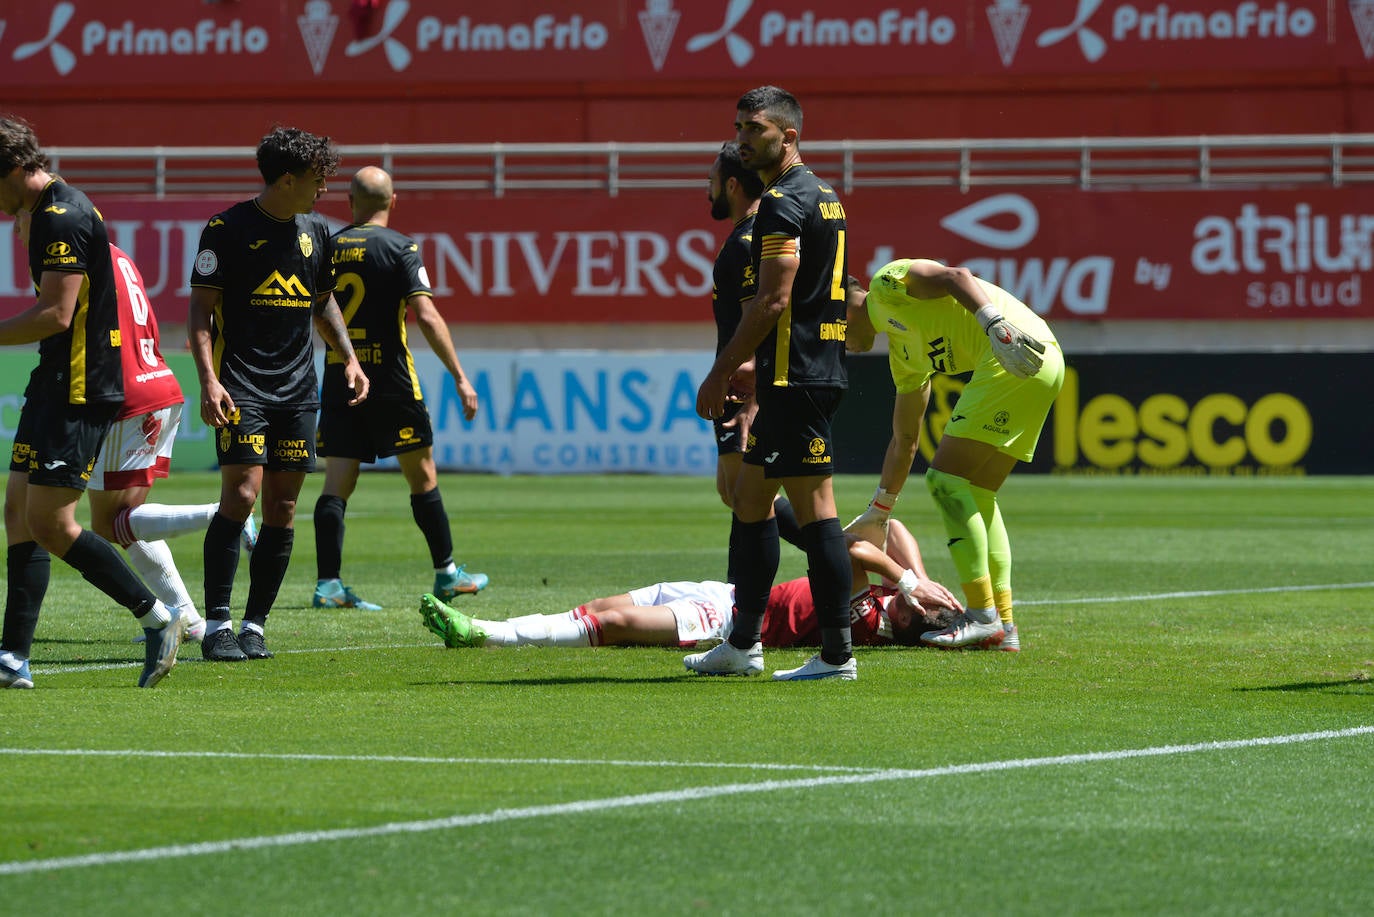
left=312, top=166, right=488, bottom=613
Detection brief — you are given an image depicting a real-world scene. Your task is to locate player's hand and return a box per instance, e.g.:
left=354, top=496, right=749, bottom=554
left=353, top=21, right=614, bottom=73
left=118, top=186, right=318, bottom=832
left=844, top=505, right=890, bottom=550
left=199, top=381, right=235, bottom=428
left=908, top=578, right=963, bottom=614
left=726, top=359, right=756, bottom=403
left=344, top=362, right=370, bottom=406
left=978, top=307, right=1045, bottom=379
left=844, top=488, right=899, bottom=549
left=696, top=368, right=732, bottom=421
left=456, top=377, right=479, bottom=422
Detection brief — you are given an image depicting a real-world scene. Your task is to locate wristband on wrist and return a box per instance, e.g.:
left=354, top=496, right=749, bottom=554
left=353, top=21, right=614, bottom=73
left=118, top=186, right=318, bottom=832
left=973, top=303, right=1001, bottom=332
left=871, top=487, right=900, bottom=513
left=896, top=568, right=920, bottom=597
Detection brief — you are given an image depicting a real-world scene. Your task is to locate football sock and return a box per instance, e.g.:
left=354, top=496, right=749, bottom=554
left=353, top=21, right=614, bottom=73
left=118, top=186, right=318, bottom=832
left=925, top=468, right=990, bottom=584
left=962, top=576, right=996, bottom=614
left=436, top=561, right=458, bottom=576
left=135, top=601, right=172, bottom=629
left=204, top=618, right=232, bottom=634
left=772, top=496, right=805, bottom=550
left=313, top=495, right=346, bottom=580
left=994, top=588, right=1015, bottom=628
left=727, top=516, right=779, bottom=650
left=240, top=620, right=264, bottom=636
left=410, top=488, right=454, bottom=569
left=203, top=512, right=244, bottom=615
left=125, top=540, right=197, bottom=621
left=61, top=529, right=158, bottom=614
left=244, top=525, right=293, bottom=627
left=3, top=542, right=50, bottom=658
left=114, top=502, right=218, bottom=547
left=482, top=611, right=595, bottom=647
left=971, top=483, right=1013, bottom=613
left=801, top=517, right=854, bottom=664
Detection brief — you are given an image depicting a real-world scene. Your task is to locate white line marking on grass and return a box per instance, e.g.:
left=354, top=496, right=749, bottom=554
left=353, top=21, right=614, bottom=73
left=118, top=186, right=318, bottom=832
left=2, top=725, right=1369, bottom=876
left=1018, top=581, right=1374, bottom=607
left=0, top=747, right=878, bottom=774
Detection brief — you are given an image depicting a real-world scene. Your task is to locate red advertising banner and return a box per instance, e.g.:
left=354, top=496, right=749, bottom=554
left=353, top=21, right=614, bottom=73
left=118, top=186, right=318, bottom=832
left=3, top=186, right=1371, bottom=323
left=0, top=1, right=1371, bottom=90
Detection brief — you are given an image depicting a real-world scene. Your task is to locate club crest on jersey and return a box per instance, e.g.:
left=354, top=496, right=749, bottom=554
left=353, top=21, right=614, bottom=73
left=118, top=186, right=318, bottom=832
left=299, top=233, right=314, bottom=257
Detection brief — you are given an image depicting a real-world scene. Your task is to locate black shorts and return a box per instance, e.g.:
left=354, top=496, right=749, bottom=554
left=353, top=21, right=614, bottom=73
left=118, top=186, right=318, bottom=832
left=713, top=401, right=747, bottom=457
left=10, top=393, right=118, bottom=490
left=215, top=404, right=317, bottom=471
left=743, top=385, right=843, bottom=478
left=317, top=398, right=433, bottom=463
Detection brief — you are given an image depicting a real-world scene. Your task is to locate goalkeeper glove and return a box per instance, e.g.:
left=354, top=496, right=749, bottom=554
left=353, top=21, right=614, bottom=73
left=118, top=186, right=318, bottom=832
left=844, top=488, right=900, bottom=546
left=974, top=304, right=1046, bottom=380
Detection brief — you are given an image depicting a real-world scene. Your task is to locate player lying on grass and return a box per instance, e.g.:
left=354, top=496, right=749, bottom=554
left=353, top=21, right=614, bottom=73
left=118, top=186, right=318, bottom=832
left=419, top=519, right=962, bottom=651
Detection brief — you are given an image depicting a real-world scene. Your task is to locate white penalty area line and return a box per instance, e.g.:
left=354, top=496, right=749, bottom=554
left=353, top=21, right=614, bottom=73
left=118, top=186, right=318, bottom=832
left=30, top=642, right=440, bottom=676
left=1018, top=580, right=1374, bottom=607
left=2, top=725, right=1370, bottom=877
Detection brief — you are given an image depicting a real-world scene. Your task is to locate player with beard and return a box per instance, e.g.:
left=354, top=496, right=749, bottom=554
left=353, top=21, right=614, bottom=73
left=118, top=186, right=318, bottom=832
left=692, top=87, right=855, bottom=681
left=705, top=141, right=809, bottom=580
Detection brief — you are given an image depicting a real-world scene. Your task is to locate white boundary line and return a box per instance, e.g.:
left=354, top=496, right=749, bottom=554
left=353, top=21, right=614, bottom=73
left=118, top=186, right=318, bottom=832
left=1018, top=580, right=1374, bottom=607
left=1, top=726, right=1370, bottom=876
left=30, top=580, right=1374, bottom=676
left=0, top=747, right=880, bottom=774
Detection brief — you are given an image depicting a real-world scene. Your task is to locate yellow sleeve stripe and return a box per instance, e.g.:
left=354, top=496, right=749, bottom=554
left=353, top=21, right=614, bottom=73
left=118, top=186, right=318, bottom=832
left=759, top=235, right=799, bottom=260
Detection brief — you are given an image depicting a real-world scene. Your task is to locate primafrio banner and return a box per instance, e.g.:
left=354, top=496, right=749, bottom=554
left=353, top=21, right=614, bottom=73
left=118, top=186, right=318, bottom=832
left=0, top=1, right=1370, bottom=86
left=3, top=186, right=1371, bottom=323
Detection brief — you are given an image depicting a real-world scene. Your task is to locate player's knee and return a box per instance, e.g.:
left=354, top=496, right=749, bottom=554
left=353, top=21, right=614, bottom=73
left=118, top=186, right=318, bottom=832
left=925, top=467, right=968, bottom=510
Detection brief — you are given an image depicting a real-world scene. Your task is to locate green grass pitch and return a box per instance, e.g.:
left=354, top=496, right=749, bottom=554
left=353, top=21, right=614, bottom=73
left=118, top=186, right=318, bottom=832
left=2, top=472, right=1372, bottom=915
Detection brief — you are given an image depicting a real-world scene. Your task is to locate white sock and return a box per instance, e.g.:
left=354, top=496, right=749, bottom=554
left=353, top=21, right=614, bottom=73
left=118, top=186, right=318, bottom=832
left=124, top=540, right=198, bottom=621
left=436, top=561, right=457, bottom=576
left=124, top=502, right=219, bottom=542
left=240, top=620, right=264, bottom=636
left=501, top=611, right=594, bottom=647
left=1, top=650, right=28, bottom=667
left=204, top=619, right=232, bottom=636
left=136, top=600, right=172, bottom=629
left=967, top=607, right=999, bottom=625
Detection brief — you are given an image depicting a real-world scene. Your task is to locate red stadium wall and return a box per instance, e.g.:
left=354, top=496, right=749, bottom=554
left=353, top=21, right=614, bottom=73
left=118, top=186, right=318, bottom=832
left=4, top=186, right=1371, bottom=324
left=1, top=1, right=1371, bottom=146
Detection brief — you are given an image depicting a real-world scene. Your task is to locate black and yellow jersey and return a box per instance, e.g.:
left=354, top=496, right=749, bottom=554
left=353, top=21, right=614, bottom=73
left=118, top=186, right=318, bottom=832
left=711, top=210, right=757, bottom=355
left=323, top=221, right=430, bottom=405
left=750, top=162, right=848, bottom=389
left=190, top=199, right=335, bottom=408
left=26, top=179, right=123, bottom=405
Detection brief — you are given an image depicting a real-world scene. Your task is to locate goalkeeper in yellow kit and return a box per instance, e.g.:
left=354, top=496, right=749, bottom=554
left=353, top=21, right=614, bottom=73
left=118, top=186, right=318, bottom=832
left=844, top=258, right=1064, bottom=652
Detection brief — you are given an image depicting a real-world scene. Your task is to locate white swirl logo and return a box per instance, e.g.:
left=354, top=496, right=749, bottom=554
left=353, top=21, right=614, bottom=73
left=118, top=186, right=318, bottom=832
left=686, top=0, right=755, bottom=66
left=1035, top=0, right=1107, bottom=61
left=13, top=2, right=77, bottom=75
left=939, top=194, right=1040, bottom=250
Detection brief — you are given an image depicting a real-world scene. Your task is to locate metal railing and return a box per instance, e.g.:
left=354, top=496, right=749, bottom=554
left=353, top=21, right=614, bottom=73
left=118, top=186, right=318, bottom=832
left=44, top=134, right=1374, bottom=198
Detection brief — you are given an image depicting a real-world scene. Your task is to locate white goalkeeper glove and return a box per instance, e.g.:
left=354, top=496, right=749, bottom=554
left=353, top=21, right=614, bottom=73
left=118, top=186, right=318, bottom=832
left=844, top=488, right=900, bottom=548
left=975, top=304, right=1046, bottom=380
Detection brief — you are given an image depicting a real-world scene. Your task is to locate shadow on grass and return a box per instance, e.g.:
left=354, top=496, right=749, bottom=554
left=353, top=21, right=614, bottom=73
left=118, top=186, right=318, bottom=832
left=1237, top=677, right=1373, bottom=693
left=416, top=675, right=706, bottom=686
